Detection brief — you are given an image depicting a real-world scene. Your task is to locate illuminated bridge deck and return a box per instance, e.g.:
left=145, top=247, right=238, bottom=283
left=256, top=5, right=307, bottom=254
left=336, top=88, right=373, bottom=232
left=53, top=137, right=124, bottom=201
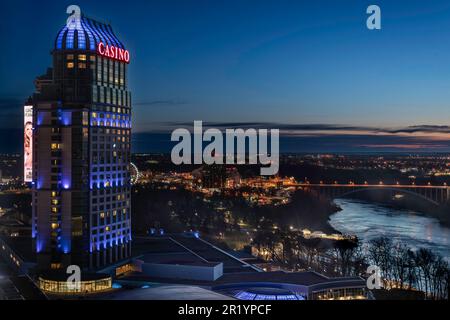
left=294, top=182, right=450, bottom=205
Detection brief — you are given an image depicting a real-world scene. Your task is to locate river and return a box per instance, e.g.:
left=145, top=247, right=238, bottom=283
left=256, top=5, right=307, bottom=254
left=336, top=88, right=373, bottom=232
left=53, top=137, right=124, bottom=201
left=329, top=199, right=450, bottom=262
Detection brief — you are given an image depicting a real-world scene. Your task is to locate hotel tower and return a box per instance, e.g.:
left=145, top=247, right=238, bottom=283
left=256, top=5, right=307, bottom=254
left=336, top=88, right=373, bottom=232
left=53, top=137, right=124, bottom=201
left=30, top=9, right=132, bottom=271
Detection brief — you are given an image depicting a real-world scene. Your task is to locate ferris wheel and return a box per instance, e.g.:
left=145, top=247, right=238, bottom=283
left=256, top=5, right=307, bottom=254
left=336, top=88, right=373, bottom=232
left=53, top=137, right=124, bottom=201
left=129, top=162, right=141, bottom=185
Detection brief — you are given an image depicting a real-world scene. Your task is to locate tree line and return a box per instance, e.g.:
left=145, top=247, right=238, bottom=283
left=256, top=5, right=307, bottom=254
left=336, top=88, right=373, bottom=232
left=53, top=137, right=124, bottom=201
left=252, top=230, right=449, bottom=300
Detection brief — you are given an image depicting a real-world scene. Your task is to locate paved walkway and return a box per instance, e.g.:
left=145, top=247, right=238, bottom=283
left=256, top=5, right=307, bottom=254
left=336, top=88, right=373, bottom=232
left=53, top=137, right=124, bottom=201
left=0, top=262, right=23, bottom=300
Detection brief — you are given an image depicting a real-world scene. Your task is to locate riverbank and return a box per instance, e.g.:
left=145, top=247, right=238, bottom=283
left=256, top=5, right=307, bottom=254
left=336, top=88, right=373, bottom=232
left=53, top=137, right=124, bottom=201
left=329, top=199, right=450, bottom=262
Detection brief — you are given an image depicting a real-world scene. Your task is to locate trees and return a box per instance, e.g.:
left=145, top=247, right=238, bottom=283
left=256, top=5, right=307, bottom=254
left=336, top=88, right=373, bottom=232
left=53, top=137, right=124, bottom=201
left=295, top=237, right=326, bottom=272
left=333, top=239, right=358, bottom=277
left=405, top=249, right=418, bottom=291
left=367, top=237, right=394, bottom=288
left=367, top=237, right=449, bottom=300
left=332, top=239, right=367, bottom=277
left=414, top=248, right=435, bottom=297
left=391, top=243, right=412, bottom=289
left=252, top=230, right=284, bottom=264
left=429, top=255, right=449, bottom=300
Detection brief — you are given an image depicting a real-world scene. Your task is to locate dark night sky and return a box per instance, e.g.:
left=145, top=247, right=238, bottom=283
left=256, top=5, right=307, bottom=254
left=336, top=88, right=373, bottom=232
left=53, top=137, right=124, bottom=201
left=1, top=0, right=450, bottom=153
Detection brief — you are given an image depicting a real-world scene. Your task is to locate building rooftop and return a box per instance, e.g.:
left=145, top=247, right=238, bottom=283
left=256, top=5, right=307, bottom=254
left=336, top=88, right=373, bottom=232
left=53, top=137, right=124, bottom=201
left=119, top=270, right=365, bottom=289
left=213, top=271, right=365, bottom=288
left=139, top=252, right=219, bottom=267
left=132, top=235, right=260, bottom=274
left=169, top=235, right=260, bottom=273
left=103, top=285, right=234, bottom=300
left=55, top=15, right=125, bottom=51
left=132, top=236, right=186, bottom=256
left=125, top=235, right=366, bottom=291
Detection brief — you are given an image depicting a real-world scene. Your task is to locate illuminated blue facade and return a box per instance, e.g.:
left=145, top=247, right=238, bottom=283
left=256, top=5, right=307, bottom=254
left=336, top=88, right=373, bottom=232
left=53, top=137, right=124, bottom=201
left=32, top=11, right=132, bottom=271
left=55, top=16, right=125, bottom=51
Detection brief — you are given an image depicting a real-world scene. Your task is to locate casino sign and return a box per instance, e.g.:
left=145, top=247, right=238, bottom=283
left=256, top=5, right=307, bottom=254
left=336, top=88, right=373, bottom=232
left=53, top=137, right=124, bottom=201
left=97, top=42, right=130, bottom=64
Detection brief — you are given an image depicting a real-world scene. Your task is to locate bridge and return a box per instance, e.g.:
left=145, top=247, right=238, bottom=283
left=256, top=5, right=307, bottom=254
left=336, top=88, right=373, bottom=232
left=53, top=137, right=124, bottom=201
left=293, top=182, right=450, bottom=206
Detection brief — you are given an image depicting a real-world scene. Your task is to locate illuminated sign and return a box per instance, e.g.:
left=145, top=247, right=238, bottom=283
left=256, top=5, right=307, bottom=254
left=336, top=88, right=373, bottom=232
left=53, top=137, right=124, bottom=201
left=24, top=105, right=33, bottom=182
left=97, top=42, right=130, bottom=63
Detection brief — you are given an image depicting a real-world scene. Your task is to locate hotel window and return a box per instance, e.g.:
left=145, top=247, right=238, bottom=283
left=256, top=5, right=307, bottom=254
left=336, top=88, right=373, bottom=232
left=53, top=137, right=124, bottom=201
left=50, top=263, right=62, bottom=270
left=99, top=87, right=105, bottom=103
left=119, top=63, right=124, bottom=87
left=97, top=57, right=102, bottom=84
left=66, top=54, right=74, bottom=60
left=78, top=63, right=87, bottom=69
left=72, top=217, right=83, bottom=236
left=67, top=62, right=74, bottom=69
left=92, top=86, right=98, bottom=103
left=78, top=54, right=87, bottom=61
left=103, top=59, right=108, bottom=84
left=123, top=64, right=127, bottom=87
left=82, top=111, right=89, bottom=126
left=112, top=90, right=117, bottom=105
left=114, top=61, right=119, bottom=86
left=109, top=62, right=114, bottom=84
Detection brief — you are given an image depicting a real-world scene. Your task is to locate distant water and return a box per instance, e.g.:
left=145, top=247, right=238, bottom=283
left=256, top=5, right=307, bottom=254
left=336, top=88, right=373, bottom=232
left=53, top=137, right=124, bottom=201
left=329, top=199, right=450, bottom=262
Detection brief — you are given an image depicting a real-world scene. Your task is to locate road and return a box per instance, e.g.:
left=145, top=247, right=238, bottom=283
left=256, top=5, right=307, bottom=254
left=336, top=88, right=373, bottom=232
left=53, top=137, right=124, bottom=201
left=0, top=261, right=23, bottom=300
